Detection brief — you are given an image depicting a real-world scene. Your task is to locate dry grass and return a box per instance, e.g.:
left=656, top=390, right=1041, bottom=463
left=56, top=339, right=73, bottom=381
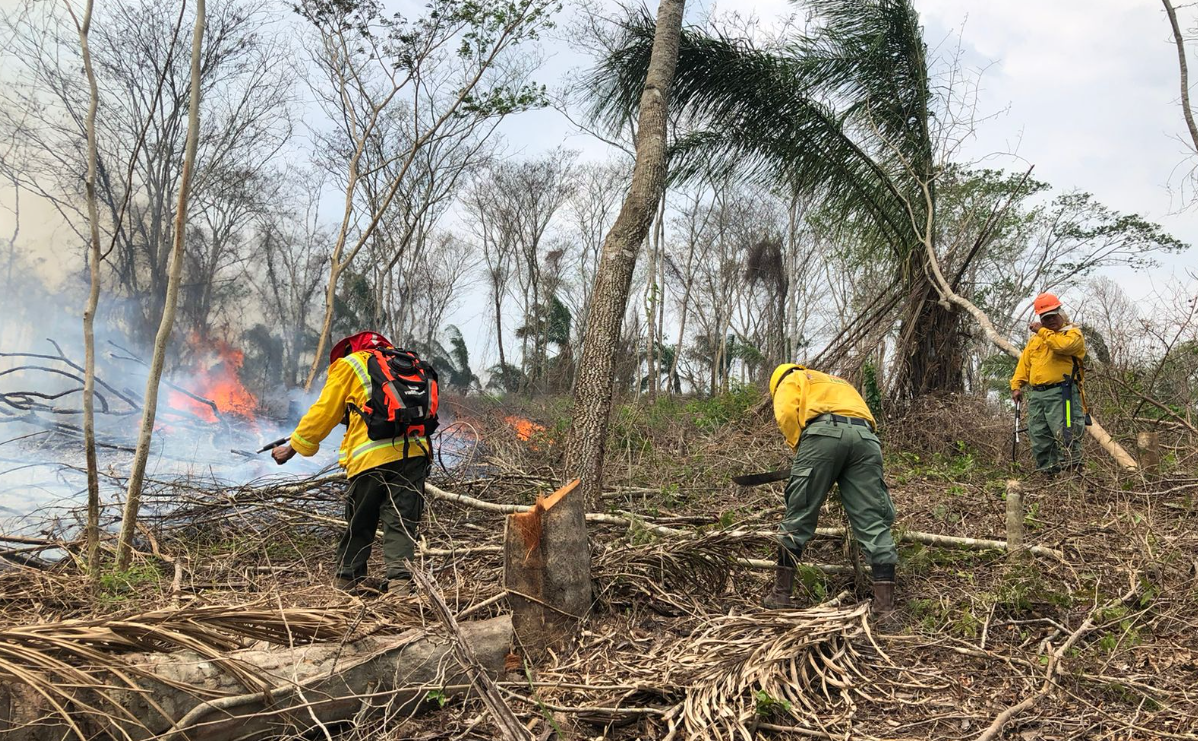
left=1, top=394, right=1197, bottom=739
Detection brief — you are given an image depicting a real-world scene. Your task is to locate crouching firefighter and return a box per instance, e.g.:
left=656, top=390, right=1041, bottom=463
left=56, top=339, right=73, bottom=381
left=273, top=331, right=439, bottom=595
left=1010, top=293, right=1087, bottom=475
left=766, top=364, right=898, bottom=612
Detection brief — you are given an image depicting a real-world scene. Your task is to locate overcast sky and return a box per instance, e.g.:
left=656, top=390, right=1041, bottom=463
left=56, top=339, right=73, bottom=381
left=1, top=0, right=1195, bottom=359
left=450, top=0, right=1198, bottom=359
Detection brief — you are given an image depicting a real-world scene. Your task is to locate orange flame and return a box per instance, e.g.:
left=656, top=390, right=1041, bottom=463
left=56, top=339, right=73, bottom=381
left=168, top=337, right=258, bottom=425
left=504, top=415, right=545, bottom=441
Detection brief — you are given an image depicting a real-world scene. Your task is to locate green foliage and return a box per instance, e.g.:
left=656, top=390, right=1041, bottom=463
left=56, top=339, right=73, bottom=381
left=332, top=271, right=382, bottom=338
left=414, top=325, right=480, bottom=393
left=516, top=293, right=573, bottom=392
left=424, top=689, right=449, bottom=708
left=907, top=597, right=944, bottom=633
left=979, top=353, right=1018, bottom=397
left=486, top=363, right=524, bottom=394
left=922, top=446, right=977, bottom=482
left=590, top=0, right=932, bottom=266
left=795, top=565, right=827, bottom=603
left=685, top=383, right=761, bottom=433
left=753, top=690, right=793, bottom=718
left=988, top=567, right=1073, bottom=615
left=953, top=606, right=982, bottom=639
left=98, top=563, right=165, bottom=605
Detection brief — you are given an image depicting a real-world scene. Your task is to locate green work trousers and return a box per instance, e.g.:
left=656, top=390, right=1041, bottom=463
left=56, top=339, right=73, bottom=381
left=336, top=457, right=427, bottom=582
left=780, top=418, right=898, bottom=566
left=1026, top=384, right=1084, bottom=473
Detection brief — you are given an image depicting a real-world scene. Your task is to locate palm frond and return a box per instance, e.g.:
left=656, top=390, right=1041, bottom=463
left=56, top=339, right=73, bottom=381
left=588, top=5, right=928, bottom=262
left=662, top=601, right=877, bottom=740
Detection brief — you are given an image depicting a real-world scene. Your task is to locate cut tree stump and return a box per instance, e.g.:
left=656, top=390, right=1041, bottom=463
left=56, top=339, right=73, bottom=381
left=1004, top=480, right=1025, bottom=561
left=504, top=479, right=592, bottom=657
left=0, top=616, right=513, bottom=741
left=1137, top=431, right=1161, bottom=473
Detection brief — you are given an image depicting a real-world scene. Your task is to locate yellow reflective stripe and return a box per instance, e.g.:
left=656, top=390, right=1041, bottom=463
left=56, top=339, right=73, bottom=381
left=343, top=436, right=430, bottom=462
left=344, top=355, right=372, bottom=396
left=292, top=432, right=314, bottom=448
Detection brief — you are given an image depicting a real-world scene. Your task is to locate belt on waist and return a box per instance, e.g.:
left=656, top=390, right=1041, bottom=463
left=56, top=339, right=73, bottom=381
left=809, top=413, right=873, bottom=430
left=1030, top=381, right=1069, bottom=391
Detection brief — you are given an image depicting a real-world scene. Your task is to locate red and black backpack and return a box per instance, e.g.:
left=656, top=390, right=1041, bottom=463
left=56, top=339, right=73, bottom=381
left=347, top=348, right=439, bottom=447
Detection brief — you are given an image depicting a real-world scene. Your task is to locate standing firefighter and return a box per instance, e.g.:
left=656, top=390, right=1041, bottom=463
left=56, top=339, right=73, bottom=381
left=1010, top=293, right=1087, bottom=475
left=766, top=364, right=898, bottom=611
left=273, top=331, right=438, bottom=595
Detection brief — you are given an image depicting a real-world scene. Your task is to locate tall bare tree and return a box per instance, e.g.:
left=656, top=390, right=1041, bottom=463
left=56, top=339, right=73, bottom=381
left=1164, top=0, right=1198, bottom=156
left=64, top=0, right=103, bottom=575
left=566, top=0, right=685, bottom=504
left=115, top=0, right=205, bottom=571
left=0, top=0, right=291, bottom=344
left=300, top=0, right=557, bottom=390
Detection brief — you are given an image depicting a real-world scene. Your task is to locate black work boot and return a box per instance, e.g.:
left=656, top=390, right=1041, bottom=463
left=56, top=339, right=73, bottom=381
left=871, top=563, right=895, bottom=613
left=763, top=547, right=800, bottom=609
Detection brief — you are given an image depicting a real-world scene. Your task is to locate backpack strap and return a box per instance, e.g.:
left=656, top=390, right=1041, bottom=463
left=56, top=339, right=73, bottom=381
left=341, top=354, right=373, bottom=426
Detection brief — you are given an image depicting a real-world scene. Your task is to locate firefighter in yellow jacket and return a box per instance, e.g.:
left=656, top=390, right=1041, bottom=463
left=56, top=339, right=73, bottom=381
left=767, top=364, right=898, bottom=611
left=1011, top=293, right=1087, bottom=474
left=273, top=331, right=430, bottom=594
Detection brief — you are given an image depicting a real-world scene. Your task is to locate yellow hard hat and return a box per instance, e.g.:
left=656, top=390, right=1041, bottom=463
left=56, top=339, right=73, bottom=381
left=769, top=364, right=801, bottom=397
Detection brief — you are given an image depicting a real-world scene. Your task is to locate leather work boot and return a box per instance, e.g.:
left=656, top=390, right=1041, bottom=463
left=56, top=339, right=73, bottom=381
left=870, top=562, right=896, bottom=614
left=762, top=547, right=799, bottom=609
left=871, top=581, right=895, bottom=613
left=334, top=575, right=361, bottom=592
left=381, top=578, right=413, bottom=598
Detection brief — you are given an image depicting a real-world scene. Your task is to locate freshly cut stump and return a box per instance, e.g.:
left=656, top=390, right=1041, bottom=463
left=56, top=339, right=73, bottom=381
left=0, top=616, right=512, bottom=741
left=504, top=479, right=591, bottom=657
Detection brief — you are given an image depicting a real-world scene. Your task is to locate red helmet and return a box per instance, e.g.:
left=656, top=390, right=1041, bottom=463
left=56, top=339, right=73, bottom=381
left=329, top=331, right=392, bottom=364
left=1033, top=293, right=1062, bottom=316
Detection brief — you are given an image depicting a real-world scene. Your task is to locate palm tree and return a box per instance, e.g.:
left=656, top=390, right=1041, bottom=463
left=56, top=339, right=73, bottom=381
left=590, top=0, right=966, bottom=397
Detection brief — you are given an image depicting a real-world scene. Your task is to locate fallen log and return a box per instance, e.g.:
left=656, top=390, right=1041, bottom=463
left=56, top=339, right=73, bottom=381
left=413, top=568, right=532, bottom=741
left=0, top=615, right=514, bottom=741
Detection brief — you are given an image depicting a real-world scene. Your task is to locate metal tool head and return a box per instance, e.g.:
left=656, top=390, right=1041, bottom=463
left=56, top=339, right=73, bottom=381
left=732, top=470, right=789, bottom=486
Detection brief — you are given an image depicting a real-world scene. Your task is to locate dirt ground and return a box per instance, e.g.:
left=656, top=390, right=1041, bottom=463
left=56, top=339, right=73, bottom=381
left=2, top=392, right=1196, bottom=740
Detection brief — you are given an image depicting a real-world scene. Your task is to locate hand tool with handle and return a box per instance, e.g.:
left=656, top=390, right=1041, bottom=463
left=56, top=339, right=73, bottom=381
left=732, top=470, right=789, bottom=486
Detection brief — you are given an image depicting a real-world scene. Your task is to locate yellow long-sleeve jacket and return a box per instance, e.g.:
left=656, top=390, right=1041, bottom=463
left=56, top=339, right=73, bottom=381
left=1010, top=325, right=1086, bottom=391
left=772, top=365, right=875, bottom=449
left=289, top=350, right=428, bottom=478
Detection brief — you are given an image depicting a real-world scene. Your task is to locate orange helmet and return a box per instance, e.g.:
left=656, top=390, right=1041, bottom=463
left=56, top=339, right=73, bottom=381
left=1033, top=293, right=1062, bottom=316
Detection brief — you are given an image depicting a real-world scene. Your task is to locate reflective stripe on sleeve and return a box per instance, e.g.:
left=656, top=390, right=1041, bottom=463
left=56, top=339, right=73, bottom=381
left=344, top=355, right=372, bottom=396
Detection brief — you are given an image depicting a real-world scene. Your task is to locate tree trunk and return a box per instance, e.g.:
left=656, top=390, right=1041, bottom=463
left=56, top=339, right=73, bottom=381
left=1137, top=431, right=1161, bottom=472
left=115, top=0, right=206, bottom=571
left=503, top=480, right=589, bottom=657
left=915, top=196, right=1139, bottom=470
left=668, top=236, right=698, bottom=393
left=900, top=262, right=964, bottom=397
left=565, top=0, right=685, bottom=508
left=68, top=0, right=103, bottom=576
left=493, top=273, right=508, bottom=378
left=0, top=617, right=513, bottom=741
left=1163, top=0, right=1198, bottom=154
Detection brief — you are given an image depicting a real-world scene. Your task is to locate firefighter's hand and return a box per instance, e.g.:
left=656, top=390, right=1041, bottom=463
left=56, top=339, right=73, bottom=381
left=1028, top=321, right=1042, bottom=333
left=272, top=443, right=297, bottom=465
left=1011, top=388, right=1023, bottom=404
